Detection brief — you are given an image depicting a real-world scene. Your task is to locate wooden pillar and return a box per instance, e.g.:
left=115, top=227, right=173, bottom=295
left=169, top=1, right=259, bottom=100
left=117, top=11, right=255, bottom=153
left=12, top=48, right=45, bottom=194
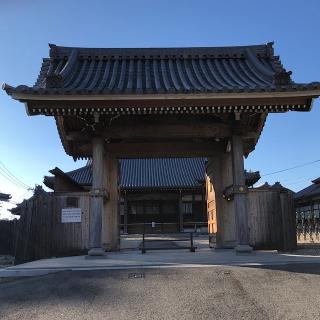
left=88, top=137, right=105, bottom=256
left=123, top=192, right=128, bottom=234
left=207, top=151, right=236, bottom=248
left=178, top=190, right=184, bottom=232
left=102, top=153, right=119, bottom=251
left=231, top=135, right=252, bottom=252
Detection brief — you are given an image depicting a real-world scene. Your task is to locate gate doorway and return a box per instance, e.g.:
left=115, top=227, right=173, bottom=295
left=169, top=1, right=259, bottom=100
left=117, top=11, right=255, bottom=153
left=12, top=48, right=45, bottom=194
left=126, top=199, right=179, bottom=233
left=118, top=158, right=208, bottom=235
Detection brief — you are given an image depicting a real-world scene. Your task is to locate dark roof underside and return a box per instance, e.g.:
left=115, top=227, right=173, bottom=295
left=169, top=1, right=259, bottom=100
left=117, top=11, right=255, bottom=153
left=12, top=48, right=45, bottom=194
left=44, top=158, right=260, bottom=190
left=5, top=43, right=320, bottom=96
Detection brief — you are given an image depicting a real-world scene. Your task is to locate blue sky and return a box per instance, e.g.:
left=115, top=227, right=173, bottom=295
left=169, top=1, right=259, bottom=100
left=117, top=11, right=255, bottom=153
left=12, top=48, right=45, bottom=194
left=0, top=0, right=320, bottom=217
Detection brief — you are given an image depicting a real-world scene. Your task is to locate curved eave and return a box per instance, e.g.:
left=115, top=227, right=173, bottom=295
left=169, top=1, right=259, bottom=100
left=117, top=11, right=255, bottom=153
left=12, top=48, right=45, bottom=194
left=55, top=116, right=73, bottom=158
left=246, top=111, right=268, bottom=157
left=4, top=87, right=320, bottom=102
left=5, top=87, right=319, bottom=119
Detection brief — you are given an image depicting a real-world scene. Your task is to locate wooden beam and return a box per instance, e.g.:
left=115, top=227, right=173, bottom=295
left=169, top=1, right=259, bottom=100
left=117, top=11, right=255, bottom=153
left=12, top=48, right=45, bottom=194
left=105, top=141, right=219, bottom=158
left=71, top=140, right=220, bottom=158
left=66, top=123, right=231, bottom=141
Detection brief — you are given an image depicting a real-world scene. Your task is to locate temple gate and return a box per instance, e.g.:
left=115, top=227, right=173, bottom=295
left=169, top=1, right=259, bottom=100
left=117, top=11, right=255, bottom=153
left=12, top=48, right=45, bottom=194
left=4, top=42, right=320, bottom=255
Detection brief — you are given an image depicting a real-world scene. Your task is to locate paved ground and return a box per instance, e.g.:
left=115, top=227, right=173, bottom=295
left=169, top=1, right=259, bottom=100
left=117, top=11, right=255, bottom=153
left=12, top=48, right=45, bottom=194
left=3, top=235, right=320, bottom=278
left=0, top=256, right=13, bottom=268
left=1, top=264, right=320, bottom=320
left=4, top=247, right=320, bottom=278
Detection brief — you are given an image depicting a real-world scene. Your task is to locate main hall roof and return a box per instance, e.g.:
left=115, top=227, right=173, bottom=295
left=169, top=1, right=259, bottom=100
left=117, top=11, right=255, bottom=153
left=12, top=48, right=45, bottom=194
left=44, top=158, right=261, bottom=190
left=294, top=177, right=320, bottom=202
left=4, top=43, right=320, bottom=96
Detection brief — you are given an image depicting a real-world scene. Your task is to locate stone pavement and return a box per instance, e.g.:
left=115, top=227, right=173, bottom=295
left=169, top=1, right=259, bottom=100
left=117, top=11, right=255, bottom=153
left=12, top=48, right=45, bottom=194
left=2, top=243, right=320, bottom=277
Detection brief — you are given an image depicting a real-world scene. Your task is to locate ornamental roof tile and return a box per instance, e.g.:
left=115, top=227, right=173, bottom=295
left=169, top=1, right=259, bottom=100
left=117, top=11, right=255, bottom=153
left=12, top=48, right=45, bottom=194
left=44, top=158, right=260, bottom=190
left=4, top=43, right=320, bottom=96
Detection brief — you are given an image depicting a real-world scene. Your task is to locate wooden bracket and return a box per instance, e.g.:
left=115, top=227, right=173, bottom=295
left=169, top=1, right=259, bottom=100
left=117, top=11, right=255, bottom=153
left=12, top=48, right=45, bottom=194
left=223, top=184, right=248, bottom=201
left=90, top=188, right=109, bottom=202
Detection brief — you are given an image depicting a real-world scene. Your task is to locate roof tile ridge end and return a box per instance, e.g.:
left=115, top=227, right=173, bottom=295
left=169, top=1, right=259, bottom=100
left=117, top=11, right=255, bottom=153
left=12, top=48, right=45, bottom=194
left=266, top=41, right=275, bottom=56
left=49, top=43, right=58, bottom=58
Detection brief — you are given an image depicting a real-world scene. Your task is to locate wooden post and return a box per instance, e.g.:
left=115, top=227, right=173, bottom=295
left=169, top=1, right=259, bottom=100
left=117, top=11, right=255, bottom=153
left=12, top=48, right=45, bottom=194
left=231, top=135, right=253, bottom=252
left=102, top=153, right=119, bottom=251
left=178, top=190, right=184, bottom=232
left=123, top=192, right=128, bottom=234
left=207, top=152, right=236, bottom=248
left=88, top=137, right=105, bottom=256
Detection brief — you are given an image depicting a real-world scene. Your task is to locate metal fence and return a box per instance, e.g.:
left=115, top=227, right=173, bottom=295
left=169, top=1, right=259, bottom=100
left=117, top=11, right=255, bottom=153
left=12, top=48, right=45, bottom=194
left=296, top=217, right=320, bottom=243
left=141, top=232, right=196, bottom=254
left=119, top=221, right=208, bottom=234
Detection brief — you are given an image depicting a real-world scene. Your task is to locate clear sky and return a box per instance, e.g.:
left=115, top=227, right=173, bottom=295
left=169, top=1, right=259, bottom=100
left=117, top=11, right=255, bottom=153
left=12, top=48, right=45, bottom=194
left=0, top=0, right=320, bottom=218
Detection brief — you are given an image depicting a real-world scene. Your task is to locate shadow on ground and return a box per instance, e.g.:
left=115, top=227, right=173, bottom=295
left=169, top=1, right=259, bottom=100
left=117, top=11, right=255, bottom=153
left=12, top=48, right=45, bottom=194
left=244, top=262, right=320, bottom=275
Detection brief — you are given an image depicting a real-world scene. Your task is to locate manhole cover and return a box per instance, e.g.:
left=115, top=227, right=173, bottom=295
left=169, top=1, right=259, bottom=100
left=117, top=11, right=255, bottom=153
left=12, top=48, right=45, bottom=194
left=128, top=273, right=145, bottom=279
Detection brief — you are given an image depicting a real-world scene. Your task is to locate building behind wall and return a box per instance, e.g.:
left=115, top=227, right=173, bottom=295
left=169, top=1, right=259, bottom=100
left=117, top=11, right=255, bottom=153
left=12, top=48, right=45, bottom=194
left=295, top=178, right=320, bottom=242
left=295, top=177, right=320, bottom=219
left=44, top=158, right=260, bottom=233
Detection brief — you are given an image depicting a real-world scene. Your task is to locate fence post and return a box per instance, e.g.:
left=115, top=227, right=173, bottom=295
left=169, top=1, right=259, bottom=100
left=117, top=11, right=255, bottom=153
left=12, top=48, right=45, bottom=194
left=190, top=232, right=195, bottom=252
left=142, top=233, right=146, bottom=254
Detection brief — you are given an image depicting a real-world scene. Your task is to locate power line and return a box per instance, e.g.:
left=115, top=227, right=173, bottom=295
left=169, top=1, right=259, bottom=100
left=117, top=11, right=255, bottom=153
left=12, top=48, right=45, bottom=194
left=0, top=161, right=31, bottom=189
left=0, top=161, right=30, bottom=188
left=20, top=189, right=33, bottom=199
left=0, top=168, right=29, bottom=189
left=261, top=159, right=320, bottom=177
left=0, top=170, right=27, bottom=189
left=285, top=177, right=314, bottom=186
left=0, top=168, right=29, bottom=190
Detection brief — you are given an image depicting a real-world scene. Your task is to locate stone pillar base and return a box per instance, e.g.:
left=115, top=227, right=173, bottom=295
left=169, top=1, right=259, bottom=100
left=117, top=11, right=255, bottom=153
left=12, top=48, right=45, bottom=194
left=235, top=244, right=253, bottom=253
left=88, top=247, right=105, bottom=256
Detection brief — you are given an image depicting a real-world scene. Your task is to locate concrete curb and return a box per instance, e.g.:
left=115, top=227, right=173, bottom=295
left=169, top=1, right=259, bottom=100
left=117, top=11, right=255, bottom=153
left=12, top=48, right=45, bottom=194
left=2, top=259, right=320, bottom=278
left=0, top=269, right=67, bottom=278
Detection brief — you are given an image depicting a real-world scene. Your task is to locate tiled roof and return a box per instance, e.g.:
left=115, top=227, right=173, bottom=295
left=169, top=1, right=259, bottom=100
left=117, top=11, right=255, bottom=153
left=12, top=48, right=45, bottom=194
left=294, top=178, right=320, bottom=201
left=312, top=177, right=320, bottom=184
left=63, top=165, right=92, bottom=185
left=0, top=193, right=11, bottom=201
left=120, top=158, right=205, bottom=188
left=44, top=158, right=260, bottom=190
left=4, top=43, right=320, bottom=96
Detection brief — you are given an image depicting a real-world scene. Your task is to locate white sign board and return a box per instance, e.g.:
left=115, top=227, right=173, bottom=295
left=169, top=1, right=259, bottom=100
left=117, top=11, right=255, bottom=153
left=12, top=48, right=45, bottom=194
left=61, top=208, right=82, bottom=223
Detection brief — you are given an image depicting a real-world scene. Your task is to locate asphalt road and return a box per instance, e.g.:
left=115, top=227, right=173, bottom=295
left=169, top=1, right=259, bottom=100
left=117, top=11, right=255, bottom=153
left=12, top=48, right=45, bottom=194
left=1, top=264, right=320, bottom=320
